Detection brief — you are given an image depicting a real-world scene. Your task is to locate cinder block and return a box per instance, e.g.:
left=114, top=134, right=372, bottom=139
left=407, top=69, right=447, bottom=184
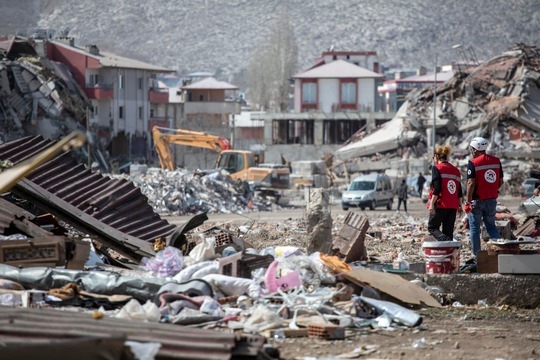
left=498, top=254, right=540, bottom=274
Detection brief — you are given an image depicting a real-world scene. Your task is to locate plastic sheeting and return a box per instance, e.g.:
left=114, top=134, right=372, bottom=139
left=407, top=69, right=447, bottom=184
left=0, top=264, right=213, bottom=302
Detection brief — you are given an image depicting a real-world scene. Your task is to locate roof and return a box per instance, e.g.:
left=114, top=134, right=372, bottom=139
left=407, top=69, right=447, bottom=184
left=182, top=77, right=239, bottom=90
left=0, top=135, right=180, bottom=261
left=391, top=70, right=455, bottom=84
left=0, top=306, right=263, bottom=360
left=50, top=40, right=174, bottom=72
left=294, top=59, right=384, bottom=79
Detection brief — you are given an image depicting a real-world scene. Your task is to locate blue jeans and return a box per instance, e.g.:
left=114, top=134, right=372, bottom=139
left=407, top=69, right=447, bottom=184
left=468, top=198, right=499, bottom=256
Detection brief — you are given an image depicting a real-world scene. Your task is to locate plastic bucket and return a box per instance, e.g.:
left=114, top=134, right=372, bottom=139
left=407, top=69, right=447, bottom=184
left=421, top=241, right=461, bottom=274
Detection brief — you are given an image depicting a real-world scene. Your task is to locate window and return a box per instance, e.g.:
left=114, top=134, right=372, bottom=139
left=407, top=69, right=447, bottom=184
left=301, top=82, right=316, bottom=104
left=119, top=75, right=125, bottom=89
left=150, top=108, right=154, bottom=117
left=138, top=106, right=143, bottom=120
left=217, top=153, right=244, bottom=174
left=92, top=105, right=98, bottom=118
left=199, top=94, right=204, bottom=101
left=323, top=120, right=364, bottom=144
left=138, top=77, right=143, bottom=90
left=119, top=106, right=124, bottom=119
left=272, top=120, right=314, bottom=144
left=89, top=74, right=99, bottom=86
left=341, top=82, right=356, bottom=104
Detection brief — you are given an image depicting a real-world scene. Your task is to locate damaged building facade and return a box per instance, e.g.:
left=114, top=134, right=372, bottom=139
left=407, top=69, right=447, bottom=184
left=45, top=36, right=176, bottom=168
left=0, top=35, right=90, bottom=145
left=1, top=33, right=242, bottom=172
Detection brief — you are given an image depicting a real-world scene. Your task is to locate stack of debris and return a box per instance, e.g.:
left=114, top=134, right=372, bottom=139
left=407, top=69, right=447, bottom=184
left=0, top=36, right=90, bottom=143
left=336, top=43, right=540, bottom=164
left=121, top=167, right=281, bottom=215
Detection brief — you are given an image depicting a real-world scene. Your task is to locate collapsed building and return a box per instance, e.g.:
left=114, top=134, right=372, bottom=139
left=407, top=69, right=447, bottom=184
left=336, top=43, right=540, bottom=174
left=0, top=35, right=112, bottom=171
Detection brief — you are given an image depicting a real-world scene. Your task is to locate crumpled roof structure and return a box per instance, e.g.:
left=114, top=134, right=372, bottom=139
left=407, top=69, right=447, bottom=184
left=336, top=43, right=540, bottom=161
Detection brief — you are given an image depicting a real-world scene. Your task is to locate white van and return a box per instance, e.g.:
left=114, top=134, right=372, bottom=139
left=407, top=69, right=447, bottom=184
left=341, top=173, right=394, bottom=211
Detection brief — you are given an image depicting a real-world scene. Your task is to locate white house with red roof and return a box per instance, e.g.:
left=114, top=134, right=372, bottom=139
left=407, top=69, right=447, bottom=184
left=251, top=51, right=394, bottom=165
left=293, top=59, right=384, bottom=113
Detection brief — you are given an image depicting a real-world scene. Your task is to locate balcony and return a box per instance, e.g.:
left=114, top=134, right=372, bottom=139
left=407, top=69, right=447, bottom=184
left=85, top=83, right=113, bottom=100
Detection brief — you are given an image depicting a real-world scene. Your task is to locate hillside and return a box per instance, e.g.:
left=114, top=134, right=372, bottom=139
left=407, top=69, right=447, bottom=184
left=2, top=0, right=539, bottom=88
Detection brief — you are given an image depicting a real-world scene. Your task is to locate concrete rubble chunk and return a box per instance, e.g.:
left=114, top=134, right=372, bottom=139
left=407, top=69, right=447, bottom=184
left=336, top=43, right=540, bottom=163
left=331, top=211, right=369, bottom=262
left=305, top=188, right=333, bottom=254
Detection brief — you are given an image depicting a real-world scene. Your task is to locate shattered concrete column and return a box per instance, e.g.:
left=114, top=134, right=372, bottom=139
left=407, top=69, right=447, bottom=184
left=306, top=188, right=333, bottom=254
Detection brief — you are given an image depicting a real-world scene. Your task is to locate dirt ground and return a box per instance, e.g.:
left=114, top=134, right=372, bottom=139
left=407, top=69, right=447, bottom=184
left=165, top=195, right=539, bottom=360
left=269, top=307, right=540, bottom=360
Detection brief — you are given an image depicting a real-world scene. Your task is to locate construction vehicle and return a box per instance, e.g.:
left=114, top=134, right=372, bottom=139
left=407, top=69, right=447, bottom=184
left=152, top=126, right=290, bottom=196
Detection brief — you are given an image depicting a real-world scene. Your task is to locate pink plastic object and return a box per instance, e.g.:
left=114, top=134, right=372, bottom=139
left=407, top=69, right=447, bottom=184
left=264, top=260, right=301, bottom=294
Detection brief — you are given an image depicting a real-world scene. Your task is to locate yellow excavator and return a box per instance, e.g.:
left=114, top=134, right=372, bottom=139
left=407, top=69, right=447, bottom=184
left=152, top=126, right=290, bottom=193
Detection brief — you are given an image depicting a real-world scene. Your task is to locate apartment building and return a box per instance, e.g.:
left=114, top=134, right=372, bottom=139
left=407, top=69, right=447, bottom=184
left=45, top=37, right=175, bottom=164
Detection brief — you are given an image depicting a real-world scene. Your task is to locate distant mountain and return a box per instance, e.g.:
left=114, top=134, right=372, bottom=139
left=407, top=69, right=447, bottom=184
left=2, top=0, right=539, bottom=89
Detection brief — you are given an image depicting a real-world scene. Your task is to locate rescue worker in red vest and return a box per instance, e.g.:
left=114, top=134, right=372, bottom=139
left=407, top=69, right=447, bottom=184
left=465, top=137, right=503, bottom=256
left=428, top=145, right=463, bottom=241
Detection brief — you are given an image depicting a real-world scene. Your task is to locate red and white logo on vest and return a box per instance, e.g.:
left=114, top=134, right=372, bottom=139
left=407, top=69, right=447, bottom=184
left=447, top=180, right=457, bottom=194
left=485, top=169, right=497, bottom=183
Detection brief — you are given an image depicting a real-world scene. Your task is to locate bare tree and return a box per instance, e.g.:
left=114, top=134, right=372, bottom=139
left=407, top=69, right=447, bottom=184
left=248, top=8, right=298, bottom=112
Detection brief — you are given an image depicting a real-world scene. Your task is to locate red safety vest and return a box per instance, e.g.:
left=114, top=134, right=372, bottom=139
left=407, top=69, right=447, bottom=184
left=434, top=162, right=461, bottom=209
left=470, top=154, right=501, bottom=200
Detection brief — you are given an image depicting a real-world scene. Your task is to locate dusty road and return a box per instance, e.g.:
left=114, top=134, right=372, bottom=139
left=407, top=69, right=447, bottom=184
left=163, top=195, right=524, bottom=227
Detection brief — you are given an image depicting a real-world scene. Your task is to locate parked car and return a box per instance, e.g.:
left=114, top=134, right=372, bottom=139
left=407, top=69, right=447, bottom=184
left=341, top=173, right=394, bottom=210
left=521, top=178, right=540, bottom=198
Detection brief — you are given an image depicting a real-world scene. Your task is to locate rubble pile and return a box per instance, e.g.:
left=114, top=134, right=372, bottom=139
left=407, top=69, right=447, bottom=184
left=0, top=37, right=89, bottom=143
left=336, top=44, right=540, bottom=166
left=409, top=43, right=540, bottom=156
left=0, top=182, right=540, bottom=358
left=0, top=209, right=447, bottom=359
left=120, top=167, right=280, bottom=215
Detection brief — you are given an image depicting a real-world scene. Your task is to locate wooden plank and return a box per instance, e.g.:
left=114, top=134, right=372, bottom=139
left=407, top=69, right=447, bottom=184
left=12, top=219, right=54, bottom=238
left=0, top=238, right=65, bottom=266
left=343, top=268, right=442, bottom=308
left=477, top=250, right=498, bottom=273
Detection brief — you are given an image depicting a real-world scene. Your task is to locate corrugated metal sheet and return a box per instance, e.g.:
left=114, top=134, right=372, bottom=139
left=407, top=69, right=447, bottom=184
left=0, top=135, right=177, bottom=261
left=0, top=306, right=259, bottom=360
